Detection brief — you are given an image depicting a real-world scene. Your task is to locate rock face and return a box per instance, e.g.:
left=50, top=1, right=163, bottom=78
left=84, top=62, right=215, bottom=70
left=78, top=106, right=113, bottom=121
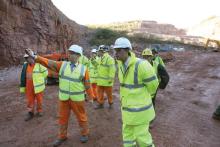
left=94, top=20, right=186, bottom=36
left=138, top=21, right=186, bottom=36
left=0, top=0, right=87, bottom=66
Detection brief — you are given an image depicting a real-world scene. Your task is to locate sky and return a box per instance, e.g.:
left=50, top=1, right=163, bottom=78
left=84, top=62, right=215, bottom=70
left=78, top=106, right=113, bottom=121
left=51, top=0, right=220, bottom=28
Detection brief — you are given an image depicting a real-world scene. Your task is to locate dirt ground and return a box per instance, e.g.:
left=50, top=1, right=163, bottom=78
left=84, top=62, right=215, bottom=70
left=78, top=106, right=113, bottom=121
left=0, top=49, right=220, bottom=147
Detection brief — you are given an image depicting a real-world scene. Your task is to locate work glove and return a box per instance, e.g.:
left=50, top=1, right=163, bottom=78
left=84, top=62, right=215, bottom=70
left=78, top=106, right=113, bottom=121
left=25, top=48, right=36, bottom=59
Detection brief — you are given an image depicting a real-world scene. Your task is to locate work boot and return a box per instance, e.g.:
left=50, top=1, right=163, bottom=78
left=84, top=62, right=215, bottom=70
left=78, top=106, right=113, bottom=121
left=94, top=104, right=104, bottom=109
left=36, top=112, right=43, bottom=117
left=80, top=135, right=88, bottom=143
left=24, top=112, right=34, bottom=121
left=53, top=138, right=67, bottom=147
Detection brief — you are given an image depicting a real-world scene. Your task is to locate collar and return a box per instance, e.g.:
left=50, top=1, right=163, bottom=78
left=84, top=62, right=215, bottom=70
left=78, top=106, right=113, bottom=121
left=124, top=56, right=130, bottom=68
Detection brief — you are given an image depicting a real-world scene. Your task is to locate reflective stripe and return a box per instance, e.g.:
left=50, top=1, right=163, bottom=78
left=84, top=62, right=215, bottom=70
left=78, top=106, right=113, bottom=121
left=123, top=140, right=136, bottom=144
left=48, top=60, right=57, bottom=71
left=120, top=59, right=144, bottom=88
left=60, top=62, right=83, bottom=82
left=59, top=89, right=84, bottom=95
left=33, top=69, right=47, bottom=73
left=122, top=103, right=153, bottom=112
left=80, top=64, right=85, bottom=79
left=143, top=76, right=157, bottom=83
left=34, top=83, right=44, bottom=88
left=50, top=71, right=58, bottom=78
left=134, top=59, right=143, bottom=84
left=60, top=76, right=82, bottom=82
left=84, top=80, right=90, bottom=83
left=60, top=62, right=68, bottom=77
left=120, top=83, right=144, bottom=89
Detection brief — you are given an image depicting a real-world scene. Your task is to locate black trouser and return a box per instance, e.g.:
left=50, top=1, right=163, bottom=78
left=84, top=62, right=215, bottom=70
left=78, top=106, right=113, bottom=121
left=152, top=88, right=158, bottom=107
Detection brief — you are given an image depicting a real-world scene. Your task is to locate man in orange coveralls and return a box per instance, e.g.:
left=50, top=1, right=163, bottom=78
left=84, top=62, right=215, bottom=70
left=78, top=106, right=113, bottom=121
left=25, top=45, right=95, bottom=147
left=20, top=53, right=48, bottom=121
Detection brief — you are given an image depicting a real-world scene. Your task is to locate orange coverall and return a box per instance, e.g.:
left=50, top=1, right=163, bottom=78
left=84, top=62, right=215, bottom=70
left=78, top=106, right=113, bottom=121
left=36, top=56, right=94, bottom=139
left=26, top=64, right=43, bottom=113
left=97, top=86, right=113, bottom=105
left=91, top=83, right=98, bottom=101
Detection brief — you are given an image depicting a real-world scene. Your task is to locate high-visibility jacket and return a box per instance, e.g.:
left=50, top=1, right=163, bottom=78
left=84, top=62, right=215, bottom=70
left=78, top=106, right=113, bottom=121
left=59, top=62, right=86, bottom=101
left=97, top=53, right=116, bottom=86
left=151, top=55, right=165, bottom=82
left=35, top=56, right=94, bottom=101
left=153, top=55, right=165, bottom=67
left=88, top=56, right=99, bottom=83
left=79, top=55, right=89, bottom=67
left=20, top=62, right=48, bottom=94
left=117, top=52, right=159, bottom=125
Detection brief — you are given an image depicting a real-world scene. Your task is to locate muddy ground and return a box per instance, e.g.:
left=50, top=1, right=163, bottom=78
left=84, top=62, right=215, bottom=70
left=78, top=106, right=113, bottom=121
left=0, top=49, right=220, bottom=147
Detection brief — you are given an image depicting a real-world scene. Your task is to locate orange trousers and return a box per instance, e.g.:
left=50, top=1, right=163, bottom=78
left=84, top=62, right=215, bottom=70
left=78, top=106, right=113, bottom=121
left=25, top=80, right=43, bottom=113
left=97, top=86, right=113, bottom=105
left=91, top=83, right=97, bottom=100
left=58, top=100, right=89, bottom=139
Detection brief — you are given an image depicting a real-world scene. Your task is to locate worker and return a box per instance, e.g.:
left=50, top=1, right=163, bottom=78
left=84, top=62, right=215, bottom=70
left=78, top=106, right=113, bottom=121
left=213, top=105, right=220, bottom=120
left=20, top=52, right=48, bottom=121
left=151, top=48, right=165, bottom=67
left=113, top=37, right=158, bottom=147
left=25, top=45, right=95, bottom=147
left=78, top=48, right=89, bottom=67
left=88, top=48, right=99, bottom=101
left=142, top=48, right=169, bottom=107
left=94, top=45, right=116, bottom=109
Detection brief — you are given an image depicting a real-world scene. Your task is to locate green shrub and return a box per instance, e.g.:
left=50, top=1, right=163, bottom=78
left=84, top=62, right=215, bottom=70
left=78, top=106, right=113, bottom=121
left=89, top=28, right=127, bottom=46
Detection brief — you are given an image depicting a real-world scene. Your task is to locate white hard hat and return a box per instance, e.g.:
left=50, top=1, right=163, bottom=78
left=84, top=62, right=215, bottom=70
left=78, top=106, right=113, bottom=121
left=98, top=45, right=109, bottom=52
left=23, top=53, right=29, bottom=58
left=68, top=45, right=83, bottom=55
left=113, top=37, right=132, bottom=50
left=91, top=49, right=97, bottom=53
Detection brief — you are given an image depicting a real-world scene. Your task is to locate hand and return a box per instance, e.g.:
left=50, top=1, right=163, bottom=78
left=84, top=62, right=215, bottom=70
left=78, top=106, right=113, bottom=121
left=25, top=48, right=36, bottom=59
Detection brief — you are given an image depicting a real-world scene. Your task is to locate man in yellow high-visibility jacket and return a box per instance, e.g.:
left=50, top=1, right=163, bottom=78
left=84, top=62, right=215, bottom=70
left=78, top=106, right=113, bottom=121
left=114, top=37, right=158, bottom=147
left=95, top=45, right=116, bottom=109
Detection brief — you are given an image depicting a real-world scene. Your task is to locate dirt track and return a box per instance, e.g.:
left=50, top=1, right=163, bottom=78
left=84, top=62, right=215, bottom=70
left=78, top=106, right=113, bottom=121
left=0, top=50, right=220, bottom=147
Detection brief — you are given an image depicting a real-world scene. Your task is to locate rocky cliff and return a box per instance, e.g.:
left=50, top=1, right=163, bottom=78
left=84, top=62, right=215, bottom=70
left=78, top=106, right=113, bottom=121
left=0, top=0, right=87, bottom=66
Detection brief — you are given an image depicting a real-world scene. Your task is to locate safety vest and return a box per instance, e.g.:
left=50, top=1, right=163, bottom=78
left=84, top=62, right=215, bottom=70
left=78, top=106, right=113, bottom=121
left=79, top=55, right=89, bottom=67
left=118, top=52, right=158, bottom=125
left=154, top=55, right=165, bottom=67
left=59, top=61, right=86, bottom=101
left=88, top=56, right=99, bottom=83
left=151, top=55, right=165, bottom=82
left=20, top=63, right=48, bottom=94
left=152, top=60, right=159, bottom=76
left=97, top=52, right=116, bottom=86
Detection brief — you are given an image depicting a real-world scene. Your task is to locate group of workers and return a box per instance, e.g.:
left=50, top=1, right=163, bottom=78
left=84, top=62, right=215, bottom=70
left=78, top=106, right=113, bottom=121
left=19, top=37, right=174, bottom=147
